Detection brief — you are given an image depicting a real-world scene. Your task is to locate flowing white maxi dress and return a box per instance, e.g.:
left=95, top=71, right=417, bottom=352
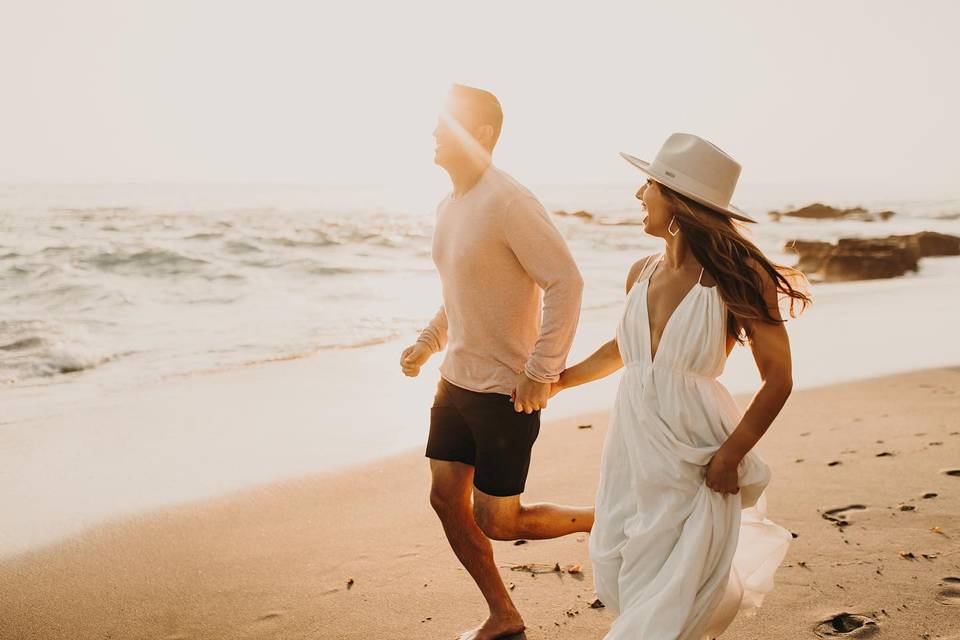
left=589, top=254, right=792, bottom=640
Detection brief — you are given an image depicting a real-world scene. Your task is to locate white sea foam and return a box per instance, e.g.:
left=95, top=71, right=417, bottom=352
left=1, top=181, right=958, bottom=417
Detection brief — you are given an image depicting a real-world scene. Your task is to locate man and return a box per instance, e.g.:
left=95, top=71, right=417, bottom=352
left=400, top=84, right=594, bottom=640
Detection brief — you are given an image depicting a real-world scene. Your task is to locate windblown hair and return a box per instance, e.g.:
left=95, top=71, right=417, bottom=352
left=449, top=84, right=503, bottom=148
left=660, top=185, right=811, bottom=344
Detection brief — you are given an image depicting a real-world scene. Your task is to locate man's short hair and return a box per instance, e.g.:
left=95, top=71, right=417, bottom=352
left=448, top=84, right=503, bottom=149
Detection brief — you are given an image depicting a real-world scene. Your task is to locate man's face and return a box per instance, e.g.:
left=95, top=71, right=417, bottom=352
left=432, top=96, right=488, bottom=169
left=432, top=114, right=461, bottom=168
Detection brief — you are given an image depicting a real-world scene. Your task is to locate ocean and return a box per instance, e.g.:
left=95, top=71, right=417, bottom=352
left=2, top=180, right=959, bottom=420
left=3, top=180, right=960, bottom=556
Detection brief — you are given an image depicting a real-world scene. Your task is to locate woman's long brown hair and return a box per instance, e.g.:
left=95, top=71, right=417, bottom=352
left=660, top=185, right=812, bottom=344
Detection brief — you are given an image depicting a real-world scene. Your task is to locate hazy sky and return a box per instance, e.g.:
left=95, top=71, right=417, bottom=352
left=1, top=0, right=958, bottom=197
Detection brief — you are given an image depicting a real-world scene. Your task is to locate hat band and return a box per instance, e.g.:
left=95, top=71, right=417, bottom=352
left=650, top=160, right=733, bottom=208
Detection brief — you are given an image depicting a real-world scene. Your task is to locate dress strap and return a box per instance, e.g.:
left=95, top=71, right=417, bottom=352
left=636, top=252, right=664, bottom=283
left=697, top=266, right=705, bottom=285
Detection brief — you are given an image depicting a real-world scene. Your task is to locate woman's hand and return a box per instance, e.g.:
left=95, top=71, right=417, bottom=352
left=705, top=452, right=740, bottom=496
left=548, top=376, right=565, bottom=399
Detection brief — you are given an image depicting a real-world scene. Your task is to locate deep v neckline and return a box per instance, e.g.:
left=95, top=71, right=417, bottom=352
left=644, top=255, right=703, bottom=364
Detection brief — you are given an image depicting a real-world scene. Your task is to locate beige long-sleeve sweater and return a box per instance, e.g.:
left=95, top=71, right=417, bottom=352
left=416, top=165, right=584, bottom=395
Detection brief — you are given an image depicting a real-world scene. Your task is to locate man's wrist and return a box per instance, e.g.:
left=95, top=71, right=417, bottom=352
left=415, top=336, right=437, bottom=353
left=523, top=364, right=558, bottom=385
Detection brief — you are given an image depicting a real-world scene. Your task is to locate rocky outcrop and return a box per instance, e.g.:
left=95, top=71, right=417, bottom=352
left=553, top=210, right=595, bottom=220
left=785, top=231, right=960, bottom=282
left=553, top=210, right=647, bottom=226
left=787, top=240, right=834, bottom=275
left=885, top=231, right=960, bottom=257
left=769, top=203, right=896, bottom=222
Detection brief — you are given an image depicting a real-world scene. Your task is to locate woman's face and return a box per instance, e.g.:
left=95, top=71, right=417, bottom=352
left=636, top=178, right=671, bottom=237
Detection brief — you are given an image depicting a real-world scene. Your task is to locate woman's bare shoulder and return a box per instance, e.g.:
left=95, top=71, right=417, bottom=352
left=625, top=253, right=660, bottom=295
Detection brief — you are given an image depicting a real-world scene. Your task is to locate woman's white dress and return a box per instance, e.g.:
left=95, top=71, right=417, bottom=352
left=589, top=254, right=792, bottom=639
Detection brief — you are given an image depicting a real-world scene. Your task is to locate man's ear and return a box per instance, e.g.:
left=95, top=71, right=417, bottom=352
left=475, top=123, right=495, bottom=148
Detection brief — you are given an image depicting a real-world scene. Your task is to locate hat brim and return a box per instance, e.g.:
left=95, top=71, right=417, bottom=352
left=619, top=152, right=757, bottom=223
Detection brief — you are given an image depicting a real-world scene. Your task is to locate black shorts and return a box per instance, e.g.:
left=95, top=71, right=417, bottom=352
left=425, top=377, right=541, bottom=497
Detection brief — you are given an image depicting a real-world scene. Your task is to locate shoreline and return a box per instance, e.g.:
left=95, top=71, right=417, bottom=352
left=2, top=256, right=960, bottom=559
left=2, top=367, right=959, bottom=639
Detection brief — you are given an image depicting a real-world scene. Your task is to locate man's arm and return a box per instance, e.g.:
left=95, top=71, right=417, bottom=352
left=400, top=305, right=447, bottom=378
left=503, top=195, right=584, bottom=387
left=416, top=304, right=448, bottom=353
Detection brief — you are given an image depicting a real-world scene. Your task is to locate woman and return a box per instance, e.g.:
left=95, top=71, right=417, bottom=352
left=551, top=133, right=810, bottom=639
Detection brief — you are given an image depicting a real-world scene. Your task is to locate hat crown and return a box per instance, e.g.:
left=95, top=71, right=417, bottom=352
left=651, top=133, right=741, bottom=207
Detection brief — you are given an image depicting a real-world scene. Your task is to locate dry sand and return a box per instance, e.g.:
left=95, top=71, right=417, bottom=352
left=2, top=367, right=959, bottom=639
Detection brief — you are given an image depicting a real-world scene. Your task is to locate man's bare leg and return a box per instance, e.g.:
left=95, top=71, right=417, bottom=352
left=429, top=459, right=525, bottom=640
left=473, top=490, right=594, bottom=541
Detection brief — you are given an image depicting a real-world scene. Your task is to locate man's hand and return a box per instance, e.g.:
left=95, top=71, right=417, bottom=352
left=509, top=372, right=551, bottom=414
left=400, top=342, right=432, bottom=377
left=705, top=451, right=741, bottom=496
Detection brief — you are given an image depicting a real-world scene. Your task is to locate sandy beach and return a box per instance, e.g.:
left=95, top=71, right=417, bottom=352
left=2, top=366, right=958, bottom=639
left=4, top=3, right=960, bottom=639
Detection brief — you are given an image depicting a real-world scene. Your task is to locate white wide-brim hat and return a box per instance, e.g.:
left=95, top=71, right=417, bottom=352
left=620, top=132, right=756, bottom=223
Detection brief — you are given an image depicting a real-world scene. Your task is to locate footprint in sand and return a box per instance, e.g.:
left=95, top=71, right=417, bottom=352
left=256, top=611, right=284, bottom=621
left=813, top=612, right=879, bottom=637
left=822, top=504, right=867, bottom=527
left=937, top=578, right=960, bottom=606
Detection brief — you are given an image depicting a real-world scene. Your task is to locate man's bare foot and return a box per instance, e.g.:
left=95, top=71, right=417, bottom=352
left=457, top=613, right=525, bottom=640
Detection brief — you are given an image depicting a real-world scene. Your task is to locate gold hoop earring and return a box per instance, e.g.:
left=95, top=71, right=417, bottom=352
left=668, top=216, right=680, bottom=237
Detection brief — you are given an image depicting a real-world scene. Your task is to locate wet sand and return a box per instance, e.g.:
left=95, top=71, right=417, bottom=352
left=2, top=367, right=959, bottom=639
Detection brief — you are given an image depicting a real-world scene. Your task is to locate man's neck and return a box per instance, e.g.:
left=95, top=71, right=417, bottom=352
left=447, top=159, right=491, bottom=199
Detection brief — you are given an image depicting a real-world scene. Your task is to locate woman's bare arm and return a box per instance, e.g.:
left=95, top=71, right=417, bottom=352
left=552, top=337, right=623, bottom=396
left=714, top=265, right=794, bottom=466
left=551, top=255, right=657, bottom=396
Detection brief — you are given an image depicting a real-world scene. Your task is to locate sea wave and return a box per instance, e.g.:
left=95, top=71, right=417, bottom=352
left=0, top=336, right=45, bottom=351
left=5, top=263, right=61, bottom=280
left=0, top=323, right=122, bottom=383
left=20, top=348, right=119, bottom=378
left=55, top=206, right=134, bottom=216
left=1, top=283, right=126, bottom=310
left=223, top=240, right=262, bottom=254
left=184, top=232, right=224, bottom=241
left=80, top=249, right=209, bottom=275
left=259, top=235, right=339, bottom=249
left=308, top=266, right=376, bottom=276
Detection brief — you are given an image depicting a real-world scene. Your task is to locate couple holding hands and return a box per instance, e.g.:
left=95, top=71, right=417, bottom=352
left=400, top=84, right=810, bottom=640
